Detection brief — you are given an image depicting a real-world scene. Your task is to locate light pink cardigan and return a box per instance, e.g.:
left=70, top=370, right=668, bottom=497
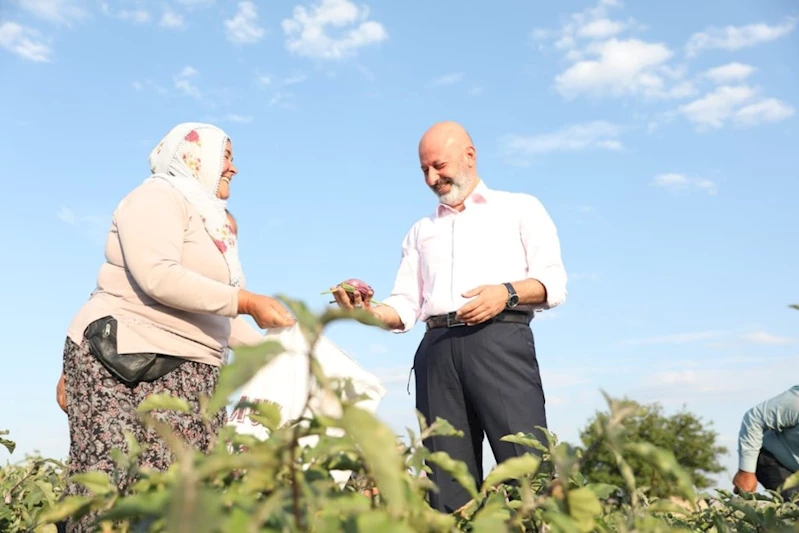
left=67, top=180, right=263, bottom=366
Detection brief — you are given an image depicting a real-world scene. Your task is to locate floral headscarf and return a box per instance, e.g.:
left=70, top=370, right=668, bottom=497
left=145, top=122, right=243, bottom=287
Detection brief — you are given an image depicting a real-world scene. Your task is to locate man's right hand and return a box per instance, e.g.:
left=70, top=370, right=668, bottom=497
left=732, top=470, right=758, bottom=494
left=330, top=281, right=373, bottom=311
left=330, top=280, right=405, bottom=331
left=238, top=291, right=296, bottom=329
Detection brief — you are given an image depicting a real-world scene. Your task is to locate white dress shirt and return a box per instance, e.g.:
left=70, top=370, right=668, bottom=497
left=382, top=180, right=567, bottom=333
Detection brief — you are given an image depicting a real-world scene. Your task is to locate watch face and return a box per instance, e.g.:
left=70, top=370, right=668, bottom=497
left=509, top=295, right=519, bottom=307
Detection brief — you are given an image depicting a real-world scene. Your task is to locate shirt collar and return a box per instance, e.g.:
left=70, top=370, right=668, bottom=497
left=435, top=180, right=490, bottom=218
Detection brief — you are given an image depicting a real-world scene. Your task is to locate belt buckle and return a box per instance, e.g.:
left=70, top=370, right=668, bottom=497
left=446, top=312, right=465, bottom=328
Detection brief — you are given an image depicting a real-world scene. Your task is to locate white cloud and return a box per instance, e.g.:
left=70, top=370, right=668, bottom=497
left=652, top=173, right=717, bottom=195
left=619, top=330, right=725, bottom=346
left=268, top=91, right=295, bottom=109
left=225, top=1, right=264, bottom=45
left=56, top=207, right=110, bottom=241
left=678, top=85, right=755, bottom=128
left=174, top=66, right=201, bottom=99
left=57, top=206, right=76, bottom=224
left=741, top=331, right=792, bottom=345
left=734, top=98, right=795, bottom=126
left=160, top=10, right=185, bottom=29
left=535, top=1, right=695, bottom=101
left=502, top=121, right=623, bottom=161
left=132, top=79, right=168, bottom=95
left=282, top=0, right=388, bottom=60
left=117, top=9, right=150, bottom=24
left=224, top=114, right=254, bottom=124
left=555, top=38, right=675, bottom=99
left=577, top=18, right=626, bottom=39
left=686, top=17, right=797, bottom=57
left=17, top=0, right=88, bottom=26
left=704, top=62, right=755, bottom=84
left=283, top=74, right=307, bottom=85
left=430, top=73, right=463, bottom=86
left=0, top=21, right=51, bottom=62
left=256, top=74, right=271, bottom=87
left=678, top=85, right=794, bottom=129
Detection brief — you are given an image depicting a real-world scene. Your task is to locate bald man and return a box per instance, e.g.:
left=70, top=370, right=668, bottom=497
left=331, top=121, right=567, bottom=512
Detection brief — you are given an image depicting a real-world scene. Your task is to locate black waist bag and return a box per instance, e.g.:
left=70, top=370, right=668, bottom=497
left=84, top=316, right=186, bottom=387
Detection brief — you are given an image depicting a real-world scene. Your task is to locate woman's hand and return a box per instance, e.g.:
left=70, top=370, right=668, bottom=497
left=238, top=291, right=296, bottom=329
left=56, top=373, right=67, bottom=413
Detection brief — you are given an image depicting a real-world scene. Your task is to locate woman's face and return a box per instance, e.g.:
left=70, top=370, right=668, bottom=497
left=217, top=140, right=237, bottom=200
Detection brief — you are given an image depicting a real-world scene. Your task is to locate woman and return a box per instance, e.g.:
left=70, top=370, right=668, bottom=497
left=59, top=122, right=294, bottom=531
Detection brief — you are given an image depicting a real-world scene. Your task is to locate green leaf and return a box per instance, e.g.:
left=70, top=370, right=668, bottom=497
left=275, top=294, right=322, bottom=343
left=355, top=510, right=416, bottom=532
left=338, top=405, right=408, bottom=515
left=470, top=491, right=511, bottom=532
left=500, top=432, right=549, bottom=454
left=481, top=454, right=541, bottom=492
left=319, top=307, right=386, bottom=329
left=136, top=393, right=191, bottom=415
left=584, top=482, right=618, bottom=500
left=0, top=430, right=16, bottom=454
left=427, top=451, right=478, bottom=500
left=70, top=471, right=116, bottom=496
left=566, top=487, right=602, bottom=532
left=37, top=496, right=94, bottom=524
left=624, top=442, right=697, bottom=502
left=99, top=491, right=170, bottom=521
left=781, top=469, right=799, bottom=491
left=206, top=339, right=285, bottom=415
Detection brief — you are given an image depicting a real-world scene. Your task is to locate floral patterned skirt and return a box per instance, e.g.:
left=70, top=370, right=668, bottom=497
left=61, top=336, right=227, bottom=532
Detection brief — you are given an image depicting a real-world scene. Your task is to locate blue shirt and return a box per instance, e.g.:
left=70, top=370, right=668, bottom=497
left=738, top=385, right=799, bottom=473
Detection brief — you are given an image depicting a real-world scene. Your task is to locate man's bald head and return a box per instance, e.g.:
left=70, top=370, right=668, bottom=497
left=418, top=121, right=479, bottom=209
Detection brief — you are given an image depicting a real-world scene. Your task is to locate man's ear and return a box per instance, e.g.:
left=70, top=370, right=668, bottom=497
left=465, top=145, right=476, bottom=168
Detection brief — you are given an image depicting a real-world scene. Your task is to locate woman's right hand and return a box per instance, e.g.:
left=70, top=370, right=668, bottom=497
left=56, top=373, right=67, bottom=413
left=238, top=291, right=296, bottom=329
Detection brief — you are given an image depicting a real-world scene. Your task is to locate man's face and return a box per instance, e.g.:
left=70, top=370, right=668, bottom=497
left=419, top=142, right=475, bottom=206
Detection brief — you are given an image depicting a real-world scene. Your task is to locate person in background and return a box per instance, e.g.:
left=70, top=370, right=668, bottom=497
left=734, top=385, right=799, bottom=498
left=330, top=121, right=567, bottom=513
left=58, top=122, right=295, bottom=532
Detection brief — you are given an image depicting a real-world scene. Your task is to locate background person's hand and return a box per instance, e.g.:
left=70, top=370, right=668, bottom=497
left=732, top=470, right=758, bottom=494
left=56, top=373, right=67, bottom=413
left=240, top=292, right=296, bottom=329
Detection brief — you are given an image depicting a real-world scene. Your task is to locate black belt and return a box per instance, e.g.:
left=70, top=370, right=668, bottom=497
left=426, top=309, right=532, bottom=330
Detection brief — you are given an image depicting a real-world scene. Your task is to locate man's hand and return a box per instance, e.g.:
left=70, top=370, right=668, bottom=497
left=456, top=284, right=508, bottom=325
left=330, top=281, right=405, bottom=330
left=732, top=470, right=758, bottom=494
left=330, top=282, right=374, bottom=311
left=56, top=373, right=67, bottom=414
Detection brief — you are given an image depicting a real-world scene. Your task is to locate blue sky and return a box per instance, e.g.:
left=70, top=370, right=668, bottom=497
left=1, top=0, right=797, bottom=488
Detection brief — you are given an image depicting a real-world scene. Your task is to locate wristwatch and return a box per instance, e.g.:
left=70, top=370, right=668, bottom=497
left=503, top=282, right=519, bottom=308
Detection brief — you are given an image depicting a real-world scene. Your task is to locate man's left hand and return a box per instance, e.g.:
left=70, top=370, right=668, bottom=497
left=456, top=284, right=508, bottom=325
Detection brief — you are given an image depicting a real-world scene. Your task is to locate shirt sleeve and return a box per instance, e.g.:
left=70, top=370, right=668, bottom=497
left=115, top=182, right=240, bottom=317
left=380, top=225, right=424, bottom=333
left=229, top=316, right=265, bottom=347
left=738, top=386, right=799, bottom=472
left=520, top=196, right=568, bottom=309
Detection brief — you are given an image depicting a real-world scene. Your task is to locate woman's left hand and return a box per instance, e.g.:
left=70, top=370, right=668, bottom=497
left=56, top=373, right=67, bottom=413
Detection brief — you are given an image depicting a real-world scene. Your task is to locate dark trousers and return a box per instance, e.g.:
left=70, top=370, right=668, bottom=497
left=414, top=320, right=547, bottom=513
left=757, top=448, right=798, bottom=497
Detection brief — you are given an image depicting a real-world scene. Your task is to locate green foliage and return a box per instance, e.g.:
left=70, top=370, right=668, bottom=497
left=578, top=398, right=728, bottom=499
left=2, top=298, right=798, bottom=531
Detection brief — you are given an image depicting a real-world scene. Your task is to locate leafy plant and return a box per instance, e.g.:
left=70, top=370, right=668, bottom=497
left=1, top=297, right=797, bottom=532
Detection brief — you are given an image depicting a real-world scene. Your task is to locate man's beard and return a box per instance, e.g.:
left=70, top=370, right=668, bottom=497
left=432, top=172, right=474, bottom=206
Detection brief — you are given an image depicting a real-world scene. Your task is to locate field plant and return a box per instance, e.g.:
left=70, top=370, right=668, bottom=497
left=2, top=299, right=798, bottom=532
